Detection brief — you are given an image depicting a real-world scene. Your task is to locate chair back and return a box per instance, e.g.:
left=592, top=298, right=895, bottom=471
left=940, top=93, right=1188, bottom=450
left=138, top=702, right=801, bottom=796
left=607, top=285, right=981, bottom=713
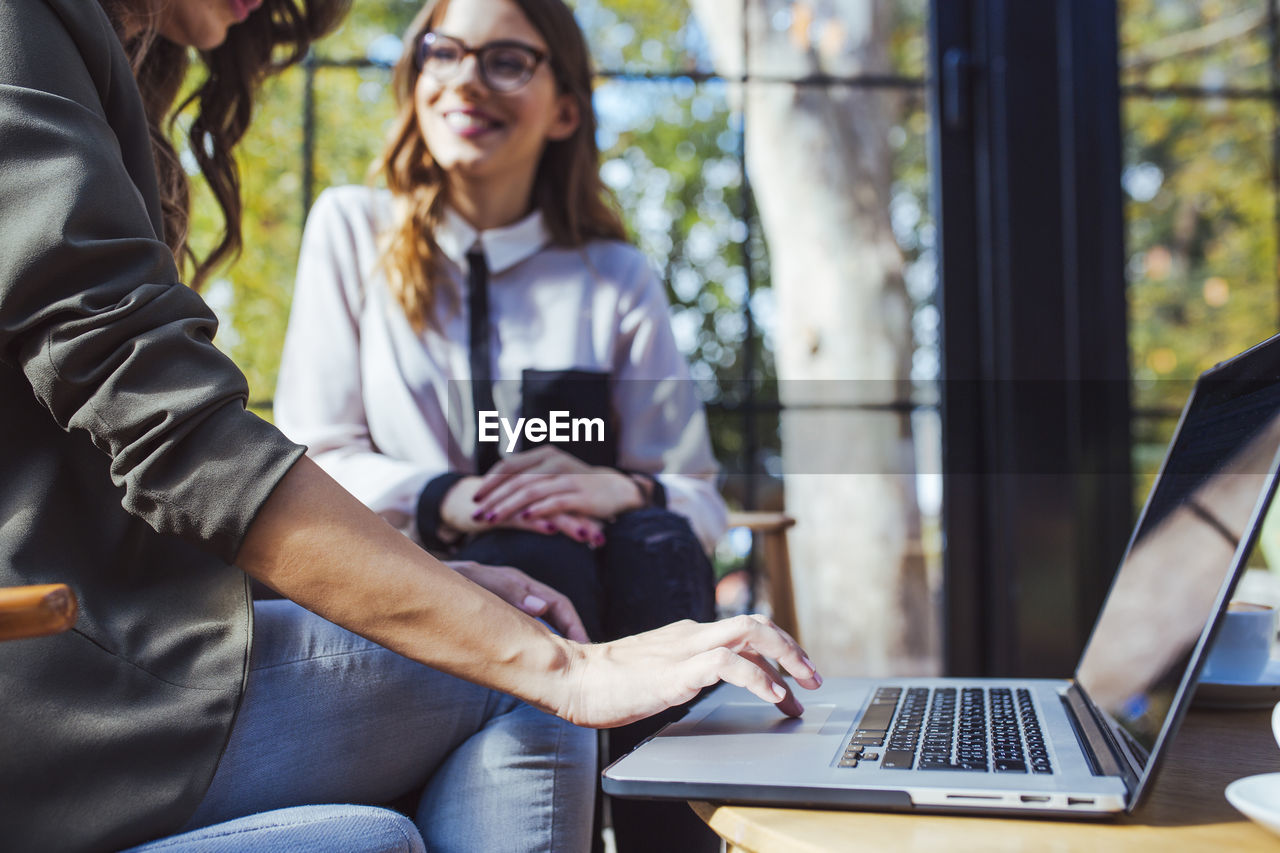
left=0, top=584, right=78, bottom=641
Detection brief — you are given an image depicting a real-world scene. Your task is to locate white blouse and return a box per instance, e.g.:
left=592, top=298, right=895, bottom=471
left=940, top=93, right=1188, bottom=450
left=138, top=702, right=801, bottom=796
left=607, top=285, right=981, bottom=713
left=275, top=186, right=727, bottom=551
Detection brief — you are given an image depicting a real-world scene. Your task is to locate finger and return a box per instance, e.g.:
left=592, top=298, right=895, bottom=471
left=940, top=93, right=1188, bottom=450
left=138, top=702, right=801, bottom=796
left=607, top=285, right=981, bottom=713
left=507, top=446, right=581, bottom=474
left=488, top=507, right=560, bottom=535
left=517, top=592, right=550, bottom=616
left=515, top=492, right=600, bottom=529
left=682, top=647, right=794, bottom=710
left=745, top=616, right=822, bottom=690
left=472, top=456, right=542, bottom=502
left=482, top=478, right=578, bottom=523
left=702, top=614, right=822, bottom=690
left=576, top=515, right=606, bottom=547
left=744, top=617, right=810, bottom=674
left=741, top=650, right=804, bottom=717
left=745, top=614, right=823, bottom=688
left=514, top=590, right=587, bottom=644
left=547, top=512, right=604, bottom=546
left=473, top=449, right=555, bottom=500
left=534, top=586, right=590, bottom=644
left=481, top=449, right=585, bottom=500
left=491, top=562, right=590, bottom=643
left=472, top=464, right=561, bottom=517
left=470, top=474, right=535, bottom=519
left=501, top=512, right=600, bottom=545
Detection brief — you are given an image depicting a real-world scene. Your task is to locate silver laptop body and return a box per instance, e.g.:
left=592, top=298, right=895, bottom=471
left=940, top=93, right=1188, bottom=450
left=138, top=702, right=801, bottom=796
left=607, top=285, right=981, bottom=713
left=604, top=334, right=1280, bottom=817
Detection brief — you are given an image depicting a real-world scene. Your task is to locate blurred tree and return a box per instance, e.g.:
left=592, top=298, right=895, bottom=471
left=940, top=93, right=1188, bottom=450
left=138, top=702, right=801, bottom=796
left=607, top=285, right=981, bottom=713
left=690, top=0, right=930, bottom=674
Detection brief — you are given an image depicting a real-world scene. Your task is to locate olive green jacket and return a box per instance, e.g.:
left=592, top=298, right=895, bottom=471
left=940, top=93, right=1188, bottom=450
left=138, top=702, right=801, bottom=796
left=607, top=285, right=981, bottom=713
left=0, top=2, right=304, bottom=850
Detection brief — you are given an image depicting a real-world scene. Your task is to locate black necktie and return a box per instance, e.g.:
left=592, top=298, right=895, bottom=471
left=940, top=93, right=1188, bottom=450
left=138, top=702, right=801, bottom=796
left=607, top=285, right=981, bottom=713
left=467, top=248, right=500, bottom=473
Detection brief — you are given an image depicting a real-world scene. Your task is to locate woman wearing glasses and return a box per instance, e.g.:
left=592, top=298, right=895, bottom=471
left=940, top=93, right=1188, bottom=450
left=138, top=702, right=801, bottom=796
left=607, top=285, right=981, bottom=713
left=276, top=0, right=736, bottom=849
left=0, top=0, right=820, bottom=851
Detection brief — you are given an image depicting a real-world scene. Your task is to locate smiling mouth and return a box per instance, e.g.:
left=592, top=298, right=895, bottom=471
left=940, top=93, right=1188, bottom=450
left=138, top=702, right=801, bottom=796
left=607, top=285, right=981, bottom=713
left=229, top=0, right=262, bottom=22
left=443, top=111, right=504, bottom=137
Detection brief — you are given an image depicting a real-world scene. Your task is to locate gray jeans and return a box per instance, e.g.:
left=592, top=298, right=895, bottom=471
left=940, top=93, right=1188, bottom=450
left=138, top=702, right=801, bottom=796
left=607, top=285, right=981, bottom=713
left=136, top=599, right=595, bottom=853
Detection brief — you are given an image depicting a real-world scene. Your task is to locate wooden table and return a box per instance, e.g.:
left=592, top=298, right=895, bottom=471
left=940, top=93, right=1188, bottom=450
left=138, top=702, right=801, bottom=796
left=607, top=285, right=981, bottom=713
left=691, top=708, right=1280, bottom=852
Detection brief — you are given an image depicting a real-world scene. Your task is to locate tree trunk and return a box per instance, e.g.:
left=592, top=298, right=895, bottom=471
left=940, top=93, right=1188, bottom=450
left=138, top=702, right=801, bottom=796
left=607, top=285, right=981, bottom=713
left=690, top=0, right=932, bottom=675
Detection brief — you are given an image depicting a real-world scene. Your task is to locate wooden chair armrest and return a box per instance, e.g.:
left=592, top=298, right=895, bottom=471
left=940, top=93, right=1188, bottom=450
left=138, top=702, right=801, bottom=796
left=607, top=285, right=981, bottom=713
left=725, top=512, right=800, bottom=641
left=0, top=584, right=78, bottom=641
left=726, top=511, right=796, bottom=533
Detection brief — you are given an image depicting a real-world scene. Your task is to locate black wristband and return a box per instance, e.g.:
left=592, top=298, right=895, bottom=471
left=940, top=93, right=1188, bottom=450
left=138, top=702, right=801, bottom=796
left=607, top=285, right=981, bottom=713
left=416, top=472, right=467, bottom=552
left=624, top=470, right=667, bottom=509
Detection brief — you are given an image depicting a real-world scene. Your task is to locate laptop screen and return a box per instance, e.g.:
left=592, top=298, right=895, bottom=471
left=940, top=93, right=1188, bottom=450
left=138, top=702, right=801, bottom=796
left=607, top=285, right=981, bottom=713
left=1076, top=337, right=1280, bottom=780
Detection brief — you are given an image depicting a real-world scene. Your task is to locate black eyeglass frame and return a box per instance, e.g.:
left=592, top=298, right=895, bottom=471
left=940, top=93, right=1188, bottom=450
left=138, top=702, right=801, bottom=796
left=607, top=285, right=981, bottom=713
left=413, top=32, right=550, bottom=93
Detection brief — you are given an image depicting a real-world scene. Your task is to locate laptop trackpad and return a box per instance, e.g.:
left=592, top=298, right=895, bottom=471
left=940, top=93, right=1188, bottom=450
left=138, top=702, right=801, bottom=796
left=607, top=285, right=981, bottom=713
left=690, top=703, right=836, bottom=735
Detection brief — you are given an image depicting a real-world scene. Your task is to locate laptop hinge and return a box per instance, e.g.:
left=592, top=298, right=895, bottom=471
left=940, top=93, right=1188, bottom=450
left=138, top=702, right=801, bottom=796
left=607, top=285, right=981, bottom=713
left=1061, top=683, right=1133, bottom=786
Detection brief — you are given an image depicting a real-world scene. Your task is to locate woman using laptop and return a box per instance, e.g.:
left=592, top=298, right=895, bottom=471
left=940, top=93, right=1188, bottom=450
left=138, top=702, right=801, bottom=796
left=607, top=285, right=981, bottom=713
left=0, top=0, right=820, bottom=851
left=275, top=0, right=730, bottom=848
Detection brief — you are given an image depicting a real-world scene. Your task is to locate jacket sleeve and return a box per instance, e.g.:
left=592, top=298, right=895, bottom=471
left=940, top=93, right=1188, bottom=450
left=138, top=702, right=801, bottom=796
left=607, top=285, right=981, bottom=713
left=274, top=188, right=440, bottom=540
left=610, top=249, right=728, bottom=553
left=0, top=0, right=304, bottom=563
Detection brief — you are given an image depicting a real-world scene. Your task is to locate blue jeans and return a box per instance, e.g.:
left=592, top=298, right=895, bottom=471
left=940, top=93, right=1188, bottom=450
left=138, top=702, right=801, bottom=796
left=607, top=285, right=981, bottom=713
left=131, top=599, right=596, bottom=853
left=121, top=805, right=425, bottom=853
left=458, top=508, right=719, bottom=853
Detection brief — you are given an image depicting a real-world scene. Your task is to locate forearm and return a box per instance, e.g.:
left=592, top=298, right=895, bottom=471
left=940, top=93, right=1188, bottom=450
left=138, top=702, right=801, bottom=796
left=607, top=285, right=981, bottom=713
left=309, top=445, right=441, bottom=542
left=236, top=456, right=575, bottom=712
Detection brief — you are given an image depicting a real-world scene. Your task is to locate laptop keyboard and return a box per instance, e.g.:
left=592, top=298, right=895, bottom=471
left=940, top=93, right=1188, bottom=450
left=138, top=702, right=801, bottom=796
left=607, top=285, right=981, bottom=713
left=838, top=686, right=1052, bottom=774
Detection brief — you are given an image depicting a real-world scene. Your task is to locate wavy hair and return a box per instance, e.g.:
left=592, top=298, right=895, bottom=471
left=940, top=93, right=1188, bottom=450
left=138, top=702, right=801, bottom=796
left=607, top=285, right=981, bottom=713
left=98, top=0, right=350, bottom=289
left=375, top=0, right=628, bottom=331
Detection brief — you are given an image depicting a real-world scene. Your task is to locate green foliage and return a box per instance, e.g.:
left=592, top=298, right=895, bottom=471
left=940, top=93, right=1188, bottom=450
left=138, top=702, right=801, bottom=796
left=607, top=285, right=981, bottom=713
left=184, top=66, right=308, bottom=405
left=1121, top=0, right=1278, bottom=396
left=1123, top=94, right=1276, bottom=402
left=180, top=4, right=414, bottom=405
left=1120, top=0, right=1270, bottom=89
left=313, top=0, right=421, bottom=59
left=1120, top=0, right=1279, bottom=506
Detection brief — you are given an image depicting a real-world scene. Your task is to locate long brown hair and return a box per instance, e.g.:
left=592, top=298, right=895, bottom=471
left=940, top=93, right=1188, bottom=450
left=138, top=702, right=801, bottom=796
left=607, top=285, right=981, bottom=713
left=98, top=0, right=349, bottom=289
left=375, top=0, right=627, bottom=331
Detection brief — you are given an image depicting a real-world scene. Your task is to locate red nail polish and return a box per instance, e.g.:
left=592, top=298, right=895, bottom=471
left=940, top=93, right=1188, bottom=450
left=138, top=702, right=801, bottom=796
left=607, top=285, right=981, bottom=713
left=521, top=510, right=532, bottom=520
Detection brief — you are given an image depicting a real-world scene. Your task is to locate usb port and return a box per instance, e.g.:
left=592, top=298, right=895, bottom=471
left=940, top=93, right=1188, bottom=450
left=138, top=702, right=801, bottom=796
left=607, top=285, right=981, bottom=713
left=1020, top=795, right=1050, bottom=803
left=1067, top=797, right=1095, bottom=806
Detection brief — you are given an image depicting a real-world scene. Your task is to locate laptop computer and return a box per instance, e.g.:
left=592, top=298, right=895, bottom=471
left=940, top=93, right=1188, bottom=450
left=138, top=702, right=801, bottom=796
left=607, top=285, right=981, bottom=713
left=604, top=333, right=1280, bottom=817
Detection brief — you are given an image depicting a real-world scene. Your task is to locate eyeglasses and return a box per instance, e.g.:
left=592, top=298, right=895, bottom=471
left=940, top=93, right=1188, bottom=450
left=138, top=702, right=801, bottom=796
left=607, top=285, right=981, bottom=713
left=414, top=32, right=549, bottom=93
